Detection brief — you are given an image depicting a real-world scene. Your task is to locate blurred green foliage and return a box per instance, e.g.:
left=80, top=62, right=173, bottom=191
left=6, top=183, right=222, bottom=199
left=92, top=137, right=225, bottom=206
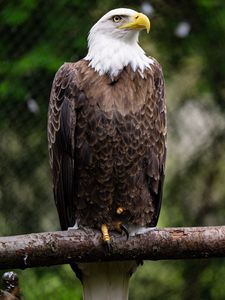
left=0, top=0, right=225, bottom=299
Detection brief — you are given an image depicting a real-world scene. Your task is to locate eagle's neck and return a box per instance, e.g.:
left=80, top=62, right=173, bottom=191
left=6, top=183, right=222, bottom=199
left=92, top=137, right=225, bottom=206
left=84, top=33, right=154, bottom=78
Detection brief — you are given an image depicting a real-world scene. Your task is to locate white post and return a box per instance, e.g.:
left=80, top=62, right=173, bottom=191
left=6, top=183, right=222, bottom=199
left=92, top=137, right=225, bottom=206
left=79, top=261, right=137, bottom=300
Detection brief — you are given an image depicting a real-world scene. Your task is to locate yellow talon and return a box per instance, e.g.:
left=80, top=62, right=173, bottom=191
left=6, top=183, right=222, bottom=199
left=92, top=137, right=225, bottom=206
left=116, top=207, right=124, bottom=215
left=101, top=224, right=110, bottom=242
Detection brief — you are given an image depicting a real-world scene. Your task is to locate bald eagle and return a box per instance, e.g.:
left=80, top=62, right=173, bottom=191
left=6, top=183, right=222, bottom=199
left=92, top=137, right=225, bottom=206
left=48, top=8, right=166, bottom=299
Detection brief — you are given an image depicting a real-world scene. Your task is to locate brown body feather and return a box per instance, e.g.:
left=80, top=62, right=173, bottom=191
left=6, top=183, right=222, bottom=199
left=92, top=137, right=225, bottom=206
left=48, top=59, right=166, bottom=231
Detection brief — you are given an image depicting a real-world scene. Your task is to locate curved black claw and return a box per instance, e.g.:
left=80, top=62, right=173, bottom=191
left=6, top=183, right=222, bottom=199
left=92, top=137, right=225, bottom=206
left=120, top=224, right=129, bottom=240
left=104, top=240, right=113, bottom=254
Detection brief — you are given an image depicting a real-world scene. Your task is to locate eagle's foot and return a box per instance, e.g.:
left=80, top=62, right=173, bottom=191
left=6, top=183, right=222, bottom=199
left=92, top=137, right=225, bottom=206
left=116, top=207, right=125, bottom=215
left=101, top=224, right=110, bottom=242
left=101, top=224, right=112, bottom=252
left=114, top=221, right=129, bottom=240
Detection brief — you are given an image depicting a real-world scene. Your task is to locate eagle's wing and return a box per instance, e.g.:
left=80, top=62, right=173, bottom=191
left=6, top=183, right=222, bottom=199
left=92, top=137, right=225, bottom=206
left=146, top=61, right=167, bottom=226
left=48, top=63, right=79, bottom=230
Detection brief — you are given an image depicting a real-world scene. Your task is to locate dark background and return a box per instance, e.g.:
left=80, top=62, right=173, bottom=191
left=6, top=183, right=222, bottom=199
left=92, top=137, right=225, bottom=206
left=0, top=1, right=225, bottom=299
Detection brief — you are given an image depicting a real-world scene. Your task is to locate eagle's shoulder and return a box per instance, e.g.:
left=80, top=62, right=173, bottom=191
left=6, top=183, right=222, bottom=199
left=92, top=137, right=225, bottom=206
left=48, top=61, right=85, bottom=159
left=145, top=57, right=165, bottom=107
left=50, top=60, right=91, bottom=105
left=53, top=60, right=90, bottom=84
left=148, top=56, right=163, bottom=70
left=63, top=59, right=92, bottom=74
left=143, top=57, right=163, bottom=79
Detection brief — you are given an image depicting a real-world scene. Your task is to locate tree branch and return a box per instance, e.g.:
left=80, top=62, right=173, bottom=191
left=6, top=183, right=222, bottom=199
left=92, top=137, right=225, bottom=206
left=0, top=226, right=225, bottom=270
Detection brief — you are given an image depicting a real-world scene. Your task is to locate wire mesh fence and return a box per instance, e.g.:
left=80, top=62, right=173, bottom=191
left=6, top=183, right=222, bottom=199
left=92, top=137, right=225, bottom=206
left=1, top=0, right=225, bottom=235
left=1, top=1, right=225, bottom=299
left=0, top=0, right=99, bottom=235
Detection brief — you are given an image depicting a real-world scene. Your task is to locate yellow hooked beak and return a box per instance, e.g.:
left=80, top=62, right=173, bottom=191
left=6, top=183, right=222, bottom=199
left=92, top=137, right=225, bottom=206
left=119, top=12, right=150, bottom=33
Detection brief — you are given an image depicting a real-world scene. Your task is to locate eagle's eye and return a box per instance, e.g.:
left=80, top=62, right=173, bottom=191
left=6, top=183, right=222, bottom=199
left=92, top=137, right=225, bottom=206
left=112, top=15, right=122, bottom=23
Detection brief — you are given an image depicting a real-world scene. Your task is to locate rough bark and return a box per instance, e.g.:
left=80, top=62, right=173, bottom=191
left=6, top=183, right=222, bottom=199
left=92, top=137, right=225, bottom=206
left=0, top=226, right=225, bottom=270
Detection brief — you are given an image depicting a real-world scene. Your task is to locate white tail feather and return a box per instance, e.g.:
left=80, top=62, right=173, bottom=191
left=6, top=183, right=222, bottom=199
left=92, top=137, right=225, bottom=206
left=79, top=261, right=137, bottom=300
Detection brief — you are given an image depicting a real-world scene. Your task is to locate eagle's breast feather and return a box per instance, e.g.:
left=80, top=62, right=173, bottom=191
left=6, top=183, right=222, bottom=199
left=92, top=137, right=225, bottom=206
left=48, top=58, right=166, bottom=230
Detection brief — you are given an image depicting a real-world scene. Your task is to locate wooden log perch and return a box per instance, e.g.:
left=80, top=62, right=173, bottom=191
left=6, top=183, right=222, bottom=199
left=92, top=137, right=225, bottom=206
left=0, top=226, right=225, bottom=270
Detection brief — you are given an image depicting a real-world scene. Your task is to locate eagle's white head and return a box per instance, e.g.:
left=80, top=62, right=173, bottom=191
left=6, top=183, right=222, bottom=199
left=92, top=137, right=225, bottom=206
left=84, top=8, right=154, bottom=78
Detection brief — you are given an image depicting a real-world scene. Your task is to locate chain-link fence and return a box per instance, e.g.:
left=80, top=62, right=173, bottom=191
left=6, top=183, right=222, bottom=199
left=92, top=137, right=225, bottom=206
left=1, top=1, right=225, bottom=299
left=0, top=0, right=101, bottom=235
